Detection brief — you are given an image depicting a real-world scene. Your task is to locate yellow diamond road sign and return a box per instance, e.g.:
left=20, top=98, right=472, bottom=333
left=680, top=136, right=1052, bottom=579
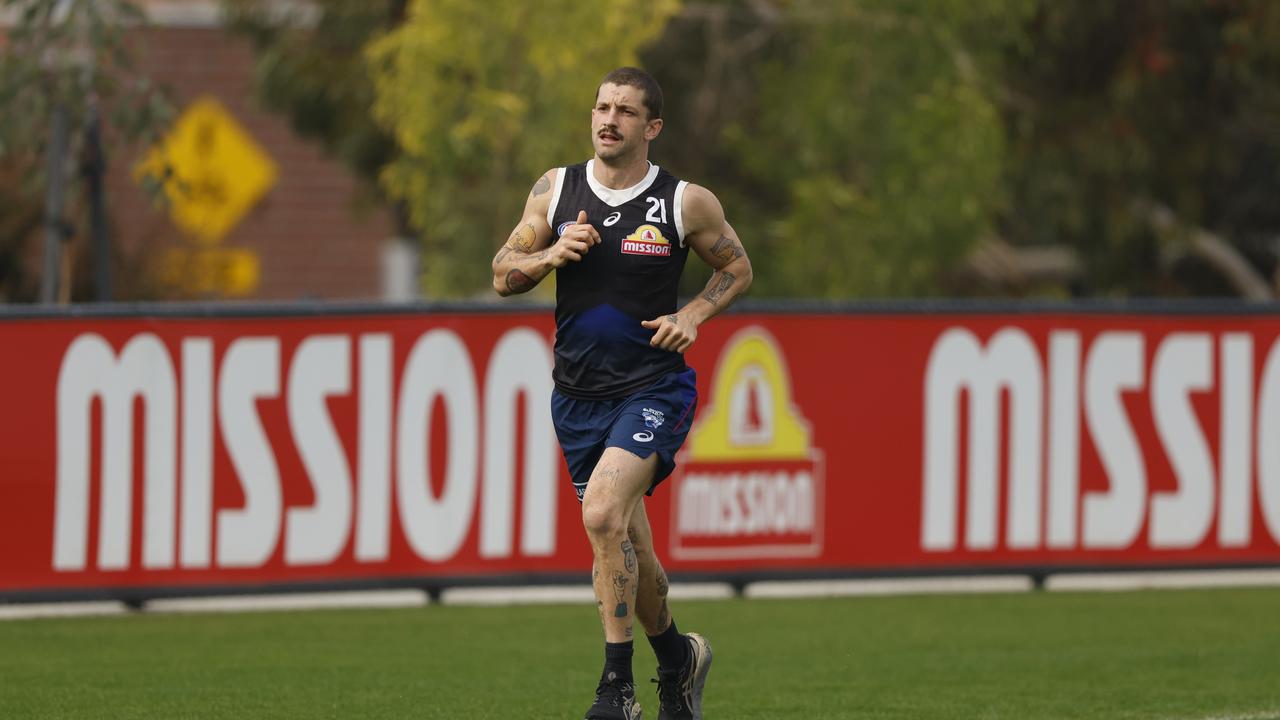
left=136, top=96, right=279, bottom=244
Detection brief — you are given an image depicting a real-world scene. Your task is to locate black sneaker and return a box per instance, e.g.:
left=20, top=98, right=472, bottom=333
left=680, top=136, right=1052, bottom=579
left=586, top=671, right=643, bottom=720
left=653, top=633, right=713, bottom=720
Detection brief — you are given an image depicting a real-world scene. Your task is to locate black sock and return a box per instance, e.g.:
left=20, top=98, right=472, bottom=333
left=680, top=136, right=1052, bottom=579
left=603, top=641, right=634, bottom=685
left=647, top=619, right=689, bottom=671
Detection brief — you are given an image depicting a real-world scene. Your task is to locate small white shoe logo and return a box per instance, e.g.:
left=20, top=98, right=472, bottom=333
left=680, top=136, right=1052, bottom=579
left=603, top=211, right=622, bottom=227
left=632, top=431, right=654, bottom=442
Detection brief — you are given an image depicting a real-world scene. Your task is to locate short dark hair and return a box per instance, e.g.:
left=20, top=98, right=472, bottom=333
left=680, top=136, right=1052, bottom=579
left=598, top=67, right=663, bottom=120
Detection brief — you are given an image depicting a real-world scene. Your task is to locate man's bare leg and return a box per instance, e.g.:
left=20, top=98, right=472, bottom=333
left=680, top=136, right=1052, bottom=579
left=629, top=479, right=715, bottom=720
left=628, top=499, right=672, bottom=637
left=582, top=447, right=657, bottom=642
left=581, top=448, right=658, bottom=719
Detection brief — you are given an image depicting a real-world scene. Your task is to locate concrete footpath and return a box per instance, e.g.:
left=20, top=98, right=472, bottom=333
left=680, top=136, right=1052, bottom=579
left=3, top=568, right=1280, bottom=621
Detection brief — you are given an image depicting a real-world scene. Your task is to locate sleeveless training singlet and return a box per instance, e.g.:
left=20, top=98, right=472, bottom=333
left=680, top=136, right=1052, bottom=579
left=547, top=160, right=692, bottom=399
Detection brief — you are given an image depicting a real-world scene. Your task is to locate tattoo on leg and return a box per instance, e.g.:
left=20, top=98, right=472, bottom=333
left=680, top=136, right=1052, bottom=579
left=656, top=573, right=670, bottom=629
left=531, top=174, right=551, bottom=197
left=702, top=270, right=736, bottom=306
left=621, top=540, right=637, bottom=574
left=505, top=268, right=536, bottom=294
left=613, top=572, right=629, bottom=618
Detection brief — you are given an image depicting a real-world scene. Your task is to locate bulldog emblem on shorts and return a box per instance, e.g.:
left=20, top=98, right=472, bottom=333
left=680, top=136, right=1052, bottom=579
left=642, top=407, right=665, bottom=429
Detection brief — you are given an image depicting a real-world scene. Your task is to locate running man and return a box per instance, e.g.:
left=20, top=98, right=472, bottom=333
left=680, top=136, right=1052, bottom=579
left=492, top=67, right=752, bottom=720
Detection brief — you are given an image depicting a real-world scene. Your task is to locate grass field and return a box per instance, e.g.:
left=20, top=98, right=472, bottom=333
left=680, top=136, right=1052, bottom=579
left=1, top=588, right=1278, bottom=719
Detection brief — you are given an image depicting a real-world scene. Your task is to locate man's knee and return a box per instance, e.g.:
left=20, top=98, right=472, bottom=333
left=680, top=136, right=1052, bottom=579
left=582, top=494, right=629, bottom=542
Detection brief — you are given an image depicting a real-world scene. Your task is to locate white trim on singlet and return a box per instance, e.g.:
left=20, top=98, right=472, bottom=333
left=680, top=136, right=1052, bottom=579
left=584, top=160, right=661, bottom=207
left=545, top=168, right=567, bottom=229
left=673, top=180, right=689, bottom=247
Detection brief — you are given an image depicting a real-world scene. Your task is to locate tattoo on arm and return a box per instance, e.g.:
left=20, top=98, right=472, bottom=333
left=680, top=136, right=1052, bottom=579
left=509, top=223, right=536, bottom=252
left=702, top=270, right=737, bottom=306
left=531, top=174, right=551, bottom=197
left=665, top=314, right=678, bottom=324
left=505, top=268, right=536, bottom=294
left=710, top=234, right=744, bottom=264
left=493, top=245, right=513, bottom=265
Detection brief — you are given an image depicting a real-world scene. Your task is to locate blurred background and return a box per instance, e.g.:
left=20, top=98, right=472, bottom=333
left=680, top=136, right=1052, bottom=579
left=2, top=0, right=1278, bottom=305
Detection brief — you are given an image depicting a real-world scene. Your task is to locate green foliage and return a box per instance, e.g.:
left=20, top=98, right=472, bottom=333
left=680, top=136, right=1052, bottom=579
left=0, top=0, right=172, bottom=301
left=1002, top=0, right=1280, bottom=296
left=0, top=0, right=171, bottom=188
left=721, top=0, right=1036, bottom=298
left=366, top=0, right=680, bottom=296
left=232, top=0, right=1280, bottom=299
left=222, top=0, right=403, bottom=218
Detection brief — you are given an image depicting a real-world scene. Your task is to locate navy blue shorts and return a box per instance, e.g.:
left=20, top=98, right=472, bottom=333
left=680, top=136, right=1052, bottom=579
left=551, top=368, right=698, bottom=501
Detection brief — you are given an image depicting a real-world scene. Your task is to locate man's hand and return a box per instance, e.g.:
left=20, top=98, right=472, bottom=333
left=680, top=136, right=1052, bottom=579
left=547, top=210, right=601, bottom=268
left=641, top=312, right=697, bottom=353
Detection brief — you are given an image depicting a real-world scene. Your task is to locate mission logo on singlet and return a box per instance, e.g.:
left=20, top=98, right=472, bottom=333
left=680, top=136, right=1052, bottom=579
left=621, top=224, right=672, bottom=257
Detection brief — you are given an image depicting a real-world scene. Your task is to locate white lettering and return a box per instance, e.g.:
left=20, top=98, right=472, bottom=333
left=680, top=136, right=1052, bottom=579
left=1082, top=333, right=1146, bottom=548
left=1046, top=331, right=1081, bottom=549
left=217, top=338, right=282, bottom=568
left=285, top=335, right=353, bottom=566
left=676, top=471, right=815, bottom=537
left=355, top=334, right=393, bottom=562
left=1149, top=333, right=1214, bottom=548
left=481, top=328, right=556, bottom=558
left=1256, top=337, right=1280, bottom=543
left=52, top=326, right=562, bottom=574
left=180, top=338, right=214, bottom=568
left=1218, top=334, right=1253, bottom=547
left=54, top=334, right=177, bottom=571
left=922, top=328, right=1043, bottom=552
left=396, top=330, right=478, bottom=562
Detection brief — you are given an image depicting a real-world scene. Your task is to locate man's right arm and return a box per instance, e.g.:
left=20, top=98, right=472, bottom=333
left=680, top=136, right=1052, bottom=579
left=492, top=169, right=600, bottom=296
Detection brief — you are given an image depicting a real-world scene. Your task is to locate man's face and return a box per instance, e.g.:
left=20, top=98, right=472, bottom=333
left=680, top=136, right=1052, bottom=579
left=592, top=83, right=662, bottom=162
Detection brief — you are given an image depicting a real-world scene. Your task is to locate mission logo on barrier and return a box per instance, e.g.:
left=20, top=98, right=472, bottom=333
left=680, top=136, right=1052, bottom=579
left=670, top=327, right=825, bottom=560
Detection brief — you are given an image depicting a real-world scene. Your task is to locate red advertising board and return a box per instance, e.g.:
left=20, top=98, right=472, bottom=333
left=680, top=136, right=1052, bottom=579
left=2, top=307, right=1279, bottom=599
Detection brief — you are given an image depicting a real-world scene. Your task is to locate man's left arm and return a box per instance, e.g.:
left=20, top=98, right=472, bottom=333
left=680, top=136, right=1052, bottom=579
left=642, top=184, right=753, bottom=352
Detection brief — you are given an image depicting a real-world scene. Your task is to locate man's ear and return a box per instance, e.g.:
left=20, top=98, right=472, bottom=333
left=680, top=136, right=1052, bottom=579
left=645, top=118, right=664, bottom=141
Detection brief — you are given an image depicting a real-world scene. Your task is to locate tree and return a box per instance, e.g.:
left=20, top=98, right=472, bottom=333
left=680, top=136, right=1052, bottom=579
left=700, top=0, right=1036, bottom=298
left=222, top=0, right=407, bottom=227
left=1000, top=0, right=1280, bottom=297
left=365, top=0, right=680, bottom=297
left=0, top=0, right=172, bottom=302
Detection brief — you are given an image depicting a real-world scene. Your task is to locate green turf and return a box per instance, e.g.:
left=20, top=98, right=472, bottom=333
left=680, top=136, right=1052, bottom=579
left=1, top=588, right=1278, bottom=719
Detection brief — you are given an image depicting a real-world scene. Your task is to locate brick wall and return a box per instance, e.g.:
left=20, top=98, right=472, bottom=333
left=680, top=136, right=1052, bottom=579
left=107, top=24, right=395, bottom=301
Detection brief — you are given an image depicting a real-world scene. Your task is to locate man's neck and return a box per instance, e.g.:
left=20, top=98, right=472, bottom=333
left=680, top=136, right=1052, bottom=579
left=592, top=154, right=651, bottom=190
